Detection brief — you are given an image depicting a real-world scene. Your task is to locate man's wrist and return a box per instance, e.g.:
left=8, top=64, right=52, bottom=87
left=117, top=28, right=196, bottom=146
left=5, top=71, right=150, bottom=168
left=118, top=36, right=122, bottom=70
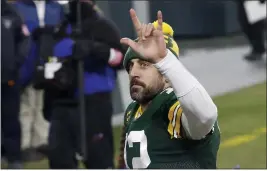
left=153, top=49, right=169, bottom=63
left=153, top=49, right=176, bottom=72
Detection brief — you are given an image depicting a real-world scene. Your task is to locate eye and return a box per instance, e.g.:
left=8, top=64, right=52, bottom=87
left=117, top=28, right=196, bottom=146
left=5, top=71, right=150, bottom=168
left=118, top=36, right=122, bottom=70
left=140, top=62, right=149, bottom=68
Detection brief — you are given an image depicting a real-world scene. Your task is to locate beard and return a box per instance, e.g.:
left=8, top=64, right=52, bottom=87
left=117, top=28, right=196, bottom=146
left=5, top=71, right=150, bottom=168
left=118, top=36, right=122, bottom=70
left=130, top=78, right=165, bottom=105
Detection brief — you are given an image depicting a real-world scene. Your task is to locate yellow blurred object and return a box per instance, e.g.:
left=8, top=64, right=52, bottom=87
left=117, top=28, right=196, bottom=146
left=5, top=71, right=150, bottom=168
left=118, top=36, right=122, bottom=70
left=152, top=20, right=174, bottom=37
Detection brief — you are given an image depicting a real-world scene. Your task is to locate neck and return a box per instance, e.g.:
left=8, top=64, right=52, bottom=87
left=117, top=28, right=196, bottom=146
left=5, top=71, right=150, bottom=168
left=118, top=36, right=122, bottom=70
left=140, top=102, right=150, bottom=112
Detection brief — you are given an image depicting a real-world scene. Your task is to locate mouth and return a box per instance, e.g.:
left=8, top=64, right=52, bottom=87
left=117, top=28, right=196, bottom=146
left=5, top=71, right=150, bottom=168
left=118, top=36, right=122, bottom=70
left=130, top=82, right=144, bottom=93
left=130, top=79, right=145, bottom=88
left=131, top=85, right=143, bottom=89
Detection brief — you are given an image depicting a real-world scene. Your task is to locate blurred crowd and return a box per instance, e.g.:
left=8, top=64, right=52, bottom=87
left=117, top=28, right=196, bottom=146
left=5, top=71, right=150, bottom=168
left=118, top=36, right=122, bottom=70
left=2, top=0, right=126, bottom=169
left=1, top=0, right=266, bottom=169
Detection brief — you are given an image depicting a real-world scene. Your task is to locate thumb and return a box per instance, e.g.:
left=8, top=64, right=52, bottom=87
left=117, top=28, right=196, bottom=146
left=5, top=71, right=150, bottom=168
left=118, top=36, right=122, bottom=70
left=120, top=38, right=139, bottom=52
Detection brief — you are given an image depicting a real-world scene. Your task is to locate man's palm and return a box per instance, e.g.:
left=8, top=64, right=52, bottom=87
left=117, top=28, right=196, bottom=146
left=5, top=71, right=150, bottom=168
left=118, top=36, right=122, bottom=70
left=136, top=33, right=166, bottom=62
left=120, top=9, right=168, bottom=63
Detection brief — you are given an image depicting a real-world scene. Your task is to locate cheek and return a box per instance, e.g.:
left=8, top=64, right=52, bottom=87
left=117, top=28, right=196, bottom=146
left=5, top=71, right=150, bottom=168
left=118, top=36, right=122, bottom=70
left=144, top=78, right=156, bottom=88
left=144, top=70, right=159, bottom=85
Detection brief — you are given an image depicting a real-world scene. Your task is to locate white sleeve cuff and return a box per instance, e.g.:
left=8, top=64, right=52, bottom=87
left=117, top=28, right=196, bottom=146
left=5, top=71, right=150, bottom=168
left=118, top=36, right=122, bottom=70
left=153, top=49, right=198, bottom=97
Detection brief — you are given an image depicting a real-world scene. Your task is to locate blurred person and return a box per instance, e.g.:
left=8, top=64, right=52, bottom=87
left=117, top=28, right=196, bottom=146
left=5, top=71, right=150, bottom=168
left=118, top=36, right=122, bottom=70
left=1, top=0, right=30, bottom=168
left=237, top=0, right=266, bottom=61
left=12, top=0, right=64, bottom=160
left=42, top=0, right=125, bottom=169
left=117, top=9, right=220, bottom=169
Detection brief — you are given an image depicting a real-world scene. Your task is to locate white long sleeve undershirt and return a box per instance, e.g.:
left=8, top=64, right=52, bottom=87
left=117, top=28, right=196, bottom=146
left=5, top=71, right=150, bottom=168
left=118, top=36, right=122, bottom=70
left=154, top=49, right=218, bottom=140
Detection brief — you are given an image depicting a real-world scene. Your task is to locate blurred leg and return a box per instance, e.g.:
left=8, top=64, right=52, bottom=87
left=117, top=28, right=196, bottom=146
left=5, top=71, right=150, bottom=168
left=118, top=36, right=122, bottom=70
left=249, top=20, right=265, bottom=54
left=20, top=86, right=33, bottom=150
left=81, top=92, right=114, bottom=169
left=237, top=1, right=266, bottom=60
left=31, top=89, right=49, bottom=148
left=1, top=83, right=22, bottom=167
left=48, top=105, right=78, bottom=169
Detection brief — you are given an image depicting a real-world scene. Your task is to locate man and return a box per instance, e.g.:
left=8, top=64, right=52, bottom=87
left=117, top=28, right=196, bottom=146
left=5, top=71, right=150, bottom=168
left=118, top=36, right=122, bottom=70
left=47, top=0, right=124, bottom=169
left=237, top=0, right=266, bottom=61
left=118, top=9, right=220, bottom=169
left=12, top=0, right=64, bottom=160
left=1, top=0, right=30, bottom=168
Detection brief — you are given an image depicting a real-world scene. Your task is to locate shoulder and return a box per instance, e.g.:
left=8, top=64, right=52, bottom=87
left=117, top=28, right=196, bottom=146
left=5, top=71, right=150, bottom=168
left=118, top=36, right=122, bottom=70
left=99, top=16, right=120, bottom=32
left=160, top=88, right=182, bottom=117
left=160, top=88, right=178, bottom=107
left=92, top=16, right=121, bottom=38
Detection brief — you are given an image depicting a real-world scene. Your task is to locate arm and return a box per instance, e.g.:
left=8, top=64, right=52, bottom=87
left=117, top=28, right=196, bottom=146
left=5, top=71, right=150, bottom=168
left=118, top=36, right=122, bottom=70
left=154, top=50, right=218, bottom=140
left=90, top=42, right=123, bottom=67
left=82, top=16, right=125, bottom=69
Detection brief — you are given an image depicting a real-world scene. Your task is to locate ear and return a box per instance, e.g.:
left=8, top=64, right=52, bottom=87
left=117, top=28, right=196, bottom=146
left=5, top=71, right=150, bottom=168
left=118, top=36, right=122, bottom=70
left=163, top=76, right=169, bottom=84
left=163, top=77, right=169, bottom=83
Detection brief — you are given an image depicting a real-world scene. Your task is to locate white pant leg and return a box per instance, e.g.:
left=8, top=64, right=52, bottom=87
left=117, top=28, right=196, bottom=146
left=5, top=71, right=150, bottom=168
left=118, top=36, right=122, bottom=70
left=31, top=88, right=49, bottom=147
left=20, top=86, right=49, bottom=149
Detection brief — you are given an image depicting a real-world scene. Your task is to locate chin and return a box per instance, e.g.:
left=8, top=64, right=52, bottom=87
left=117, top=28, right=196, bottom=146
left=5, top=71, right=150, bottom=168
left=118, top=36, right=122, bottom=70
left=130, top=92, right=142, bottom=101
left=130, top=93, right=139, bottom=100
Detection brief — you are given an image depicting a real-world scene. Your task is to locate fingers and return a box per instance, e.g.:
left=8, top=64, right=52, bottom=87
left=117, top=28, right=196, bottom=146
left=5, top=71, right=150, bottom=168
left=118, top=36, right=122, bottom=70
left=145, top=23, right=154, bottom=37
left=140, top=23, right=145, bottom=40
left=130, top=9, right=142, bottom=33
left=157, top=10, right=163, bottom=30
left=140, top=23, right=154, bottom=40
left=120, top=38, right=139, bottom=52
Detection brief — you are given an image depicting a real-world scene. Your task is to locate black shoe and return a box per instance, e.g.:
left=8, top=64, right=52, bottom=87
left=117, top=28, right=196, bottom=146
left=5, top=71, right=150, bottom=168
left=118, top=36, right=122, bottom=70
left=244, top=52, right=264, bottom=61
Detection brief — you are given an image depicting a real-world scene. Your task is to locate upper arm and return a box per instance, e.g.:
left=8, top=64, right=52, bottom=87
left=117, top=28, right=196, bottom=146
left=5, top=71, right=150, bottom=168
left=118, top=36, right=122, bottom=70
left=91, top=17, right=123, bottom=51
left=179, top=87, right=218, bottom=140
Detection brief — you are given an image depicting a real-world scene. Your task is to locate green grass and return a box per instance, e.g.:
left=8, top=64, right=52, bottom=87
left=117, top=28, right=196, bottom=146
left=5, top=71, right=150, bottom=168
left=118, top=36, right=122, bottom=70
left=215, top=82, right=266, bottom=169
left=2, top=82, right=266, bottom=169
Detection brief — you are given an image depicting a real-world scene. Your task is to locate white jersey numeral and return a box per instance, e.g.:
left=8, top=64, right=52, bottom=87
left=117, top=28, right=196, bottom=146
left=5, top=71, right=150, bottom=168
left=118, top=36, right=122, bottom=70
left=124, top=130, right=151, bottom=169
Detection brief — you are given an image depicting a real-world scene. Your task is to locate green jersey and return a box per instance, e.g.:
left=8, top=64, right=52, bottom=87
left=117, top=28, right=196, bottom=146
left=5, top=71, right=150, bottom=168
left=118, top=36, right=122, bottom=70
left=123, top=88, right=220, bottom=169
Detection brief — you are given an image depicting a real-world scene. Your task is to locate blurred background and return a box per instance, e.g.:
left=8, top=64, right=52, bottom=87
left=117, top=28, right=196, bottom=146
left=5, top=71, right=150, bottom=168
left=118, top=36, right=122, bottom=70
left=1, top=0, right=266, bottom=169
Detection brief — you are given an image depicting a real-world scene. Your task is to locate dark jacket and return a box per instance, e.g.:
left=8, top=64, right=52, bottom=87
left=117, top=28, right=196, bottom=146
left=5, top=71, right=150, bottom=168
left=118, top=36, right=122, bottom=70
left=50, top=1, right=125, bottom=94
left=67, top=1, right=125, bottom=94
left=13, top=0, right=64, bottom=87
left=42, top=2, right=126, bottom=121
left=1, top=0, right=29, bottom=83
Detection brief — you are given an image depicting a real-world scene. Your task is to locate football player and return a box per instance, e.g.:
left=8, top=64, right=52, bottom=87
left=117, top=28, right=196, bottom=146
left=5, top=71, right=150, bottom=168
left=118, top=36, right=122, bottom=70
left=117, top=9, right=220, bottom=169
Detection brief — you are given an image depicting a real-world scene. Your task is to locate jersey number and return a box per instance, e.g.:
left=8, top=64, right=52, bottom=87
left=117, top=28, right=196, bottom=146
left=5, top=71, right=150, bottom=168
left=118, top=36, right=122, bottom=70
left=125, top=130, right=151, bottom=169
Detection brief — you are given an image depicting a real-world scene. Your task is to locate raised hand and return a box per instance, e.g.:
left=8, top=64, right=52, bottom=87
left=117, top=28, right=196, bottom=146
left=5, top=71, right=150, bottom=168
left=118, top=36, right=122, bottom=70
left=120, top=9, right=168, bottom=63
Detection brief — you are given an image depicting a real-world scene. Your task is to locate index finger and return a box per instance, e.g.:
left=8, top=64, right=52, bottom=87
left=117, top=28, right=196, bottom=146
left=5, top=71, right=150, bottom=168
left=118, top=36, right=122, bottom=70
left=130, top=8, right=142, bottom=32
left=157, top=10, right=163, bottom=30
